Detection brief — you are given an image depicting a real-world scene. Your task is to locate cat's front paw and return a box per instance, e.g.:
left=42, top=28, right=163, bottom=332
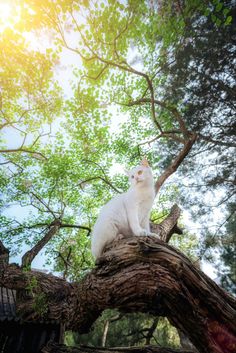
left=148, top=232, right=160, bottom=238
left=139, top=229, right=148, bottom=236
left=115, top=233, right=125, bottom=241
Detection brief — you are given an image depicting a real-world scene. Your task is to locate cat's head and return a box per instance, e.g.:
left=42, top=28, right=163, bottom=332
left=127, top=159, right=153, bottom=186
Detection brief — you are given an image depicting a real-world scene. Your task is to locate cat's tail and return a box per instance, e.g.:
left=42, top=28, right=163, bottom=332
left=91, top=222, right=117, bottom=259
left=91, top=238, right=103, bottom=259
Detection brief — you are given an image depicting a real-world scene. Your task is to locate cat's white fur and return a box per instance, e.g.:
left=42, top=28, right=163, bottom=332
left=91, top=160, right=157, bottom=259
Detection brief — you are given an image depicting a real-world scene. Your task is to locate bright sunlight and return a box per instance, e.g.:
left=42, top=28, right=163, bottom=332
left=0, top=0, right=21, bottom=32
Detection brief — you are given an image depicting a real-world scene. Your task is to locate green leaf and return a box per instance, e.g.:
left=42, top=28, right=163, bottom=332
left=215, top=18, right=222, bottom=26
left=204, top=8, right=211, bottom=17
left=223, top=8, right=230, bottom=17
left=211, top=14, right=217, bottom=23
left=215, top=2, right=223, bottom=12
left=225, top=16, right=232, bottom=25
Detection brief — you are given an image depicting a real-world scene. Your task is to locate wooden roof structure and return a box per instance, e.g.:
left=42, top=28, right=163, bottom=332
left=0, top=242, right=64, bottom=353
left=0, top=286, right=18, bottom=322
left=0, top=285, right=63, bottom=353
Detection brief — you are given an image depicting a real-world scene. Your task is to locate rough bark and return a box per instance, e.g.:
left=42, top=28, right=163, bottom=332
left=1, top=235, right=235, bottom=353
left=178, top=330, right=198, bottom=353
left=150, top=204, right=183, bottom=242
left=0, top=240, right=9, bottom=267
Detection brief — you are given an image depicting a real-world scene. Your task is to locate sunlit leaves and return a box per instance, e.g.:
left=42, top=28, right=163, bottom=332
left=1, top=0, right=233, bottom=287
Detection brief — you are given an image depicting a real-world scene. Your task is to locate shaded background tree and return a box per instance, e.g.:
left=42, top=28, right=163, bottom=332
left=159, top=0, right=236, bottom=273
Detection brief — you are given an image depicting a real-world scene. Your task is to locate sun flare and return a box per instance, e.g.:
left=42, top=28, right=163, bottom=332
left=0, top=1, right=21, bottom=32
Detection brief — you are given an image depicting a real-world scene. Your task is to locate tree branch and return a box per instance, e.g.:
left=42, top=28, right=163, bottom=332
left=0, top=148, right=47, bottom=160
left=150, top=204, right=183, bottom=243
left=30, top=191, right=58, bottom=218
left=58, top=17, right=163, bottom=132
left=42, top=342, right=195, bottom=353
left=81, top=159, right=122, bottom=193
left=21, top=220, right=61, bottom=269
left=79, top=176, right=121, bottom=194
left=60, top=223, right=91, bottom=235
left=102, top=314, right=122, bottom=347
left=144, top=317, right=159, bottom=345
left=0, top=240, right=9, bottom=269
left=123, top=98, right=189, bottom=138
left=137, top=131, right=185, bottom=146
left=56, top=247, right=72, bottom=279
left=198, top=133, right=236, bottom=148
left=81, top=64, right=109, bottom=81
left=1, top=235, right=235, bottom=353
left=155, top=134, right=197, bottom=194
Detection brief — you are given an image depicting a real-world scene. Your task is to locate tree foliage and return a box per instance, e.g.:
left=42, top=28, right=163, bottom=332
left=0, top=0, right=235, bottom=349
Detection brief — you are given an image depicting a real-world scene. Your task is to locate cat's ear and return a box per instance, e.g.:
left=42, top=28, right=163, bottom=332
left=140, top=158, right=149, bottom=167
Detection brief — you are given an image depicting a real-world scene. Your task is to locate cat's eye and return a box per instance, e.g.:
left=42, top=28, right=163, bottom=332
left=137, top=170, right=143, bottom=175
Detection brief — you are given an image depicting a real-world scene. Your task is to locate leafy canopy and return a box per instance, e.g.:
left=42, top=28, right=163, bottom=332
left=0, top=0, right=234, bottom=289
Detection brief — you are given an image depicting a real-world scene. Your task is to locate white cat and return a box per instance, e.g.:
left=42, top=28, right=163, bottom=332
left=91, top=159, right=157, bottom=259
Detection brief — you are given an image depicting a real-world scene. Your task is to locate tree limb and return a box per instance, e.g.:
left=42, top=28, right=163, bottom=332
left=0, top=148, right=47, bottom=160
left=0, top=240, right=9, bottom=269
left=102, top=314, right=122, bottom=347
left=155, top=134, right=197, bottom=194
left=56, top=19, right=163, bottom=132
left=42, top=342, right=195, bottom=353
left=144, top=317, right=159, bottom=345
left=78, top=176, right=121, bottom=194
left=21, top=220, right=61, bottom=269
left=150, top=204, right=183, bottom=243
left=198, top=133, right=236, bottom=148
left=61, top=224, right=91, bottom=237
left=1, top=233, right=235, bottom=353
left=124, top=98, right=189, bottom=137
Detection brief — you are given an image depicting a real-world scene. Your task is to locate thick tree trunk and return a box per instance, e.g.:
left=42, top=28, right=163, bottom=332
left=0, top=235, right=235, bottom=353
